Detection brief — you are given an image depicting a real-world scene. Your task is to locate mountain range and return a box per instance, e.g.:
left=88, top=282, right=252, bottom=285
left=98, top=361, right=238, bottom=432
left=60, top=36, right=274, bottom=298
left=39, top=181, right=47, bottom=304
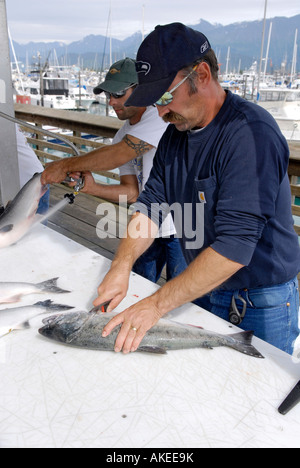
left=10, top=15, right=300, bottom=75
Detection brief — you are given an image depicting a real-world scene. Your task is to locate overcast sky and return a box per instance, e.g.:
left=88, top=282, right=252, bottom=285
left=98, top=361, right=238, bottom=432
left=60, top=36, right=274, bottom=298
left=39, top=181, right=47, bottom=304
left=5, top=0, right=300, bottom=44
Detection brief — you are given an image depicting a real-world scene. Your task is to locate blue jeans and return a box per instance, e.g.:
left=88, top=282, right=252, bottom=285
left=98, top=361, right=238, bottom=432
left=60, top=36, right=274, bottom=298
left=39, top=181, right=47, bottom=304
left=37, top=189, right=50, bottom=215
left=133, top=236, right=187, bottom=283
left=194, top=277, right=300, bottom=355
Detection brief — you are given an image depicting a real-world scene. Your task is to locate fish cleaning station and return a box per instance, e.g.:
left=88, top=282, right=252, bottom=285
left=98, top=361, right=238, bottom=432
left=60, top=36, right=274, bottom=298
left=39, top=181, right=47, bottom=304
left=1, top=1, right=300, bottom=449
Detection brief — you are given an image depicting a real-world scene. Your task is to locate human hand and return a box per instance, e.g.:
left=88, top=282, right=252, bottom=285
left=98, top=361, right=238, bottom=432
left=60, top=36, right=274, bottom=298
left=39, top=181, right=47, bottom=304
left=93, top=261, right=131, bottom=313
left=101, top=295, right=162, bottom=354
left=74, top=171, right=95, bottom=194
left=41, top=160, right=68, bottom=185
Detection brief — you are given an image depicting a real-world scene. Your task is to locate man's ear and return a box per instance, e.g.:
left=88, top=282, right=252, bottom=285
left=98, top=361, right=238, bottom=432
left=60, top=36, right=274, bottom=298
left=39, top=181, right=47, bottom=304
left=195, top=62, right=211, bottom=86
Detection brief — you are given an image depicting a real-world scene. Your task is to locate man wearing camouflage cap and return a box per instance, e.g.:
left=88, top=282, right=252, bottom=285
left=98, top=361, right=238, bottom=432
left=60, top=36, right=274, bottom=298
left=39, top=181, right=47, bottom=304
left=42, top=57, right=186, bottom=283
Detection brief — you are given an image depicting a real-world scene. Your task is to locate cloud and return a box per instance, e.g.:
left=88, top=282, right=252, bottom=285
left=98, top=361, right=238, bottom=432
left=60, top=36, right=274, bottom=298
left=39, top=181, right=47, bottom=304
left=6, top=0, right=300, bottom=44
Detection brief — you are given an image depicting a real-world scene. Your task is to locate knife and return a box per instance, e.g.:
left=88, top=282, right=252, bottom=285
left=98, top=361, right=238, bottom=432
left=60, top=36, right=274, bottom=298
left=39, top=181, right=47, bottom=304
left=278, top=380, right=300, bottom=415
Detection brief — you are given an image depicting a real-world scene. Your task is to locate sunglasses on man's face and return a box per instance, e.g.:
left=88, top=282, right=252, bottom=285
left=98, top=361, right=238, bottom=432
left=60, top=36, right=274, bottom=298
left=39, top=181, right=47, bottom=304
left=155, top=65, right=197, bottom=107
left=104, top=84, right=135, bottom=100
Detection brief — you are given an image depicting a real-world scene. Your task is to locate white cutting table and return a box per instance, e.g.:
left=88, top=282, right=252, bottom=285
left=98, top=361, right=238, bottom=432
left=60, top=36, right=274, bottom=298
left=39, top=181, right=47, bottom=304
left=0, top=224, right=299, bottom=448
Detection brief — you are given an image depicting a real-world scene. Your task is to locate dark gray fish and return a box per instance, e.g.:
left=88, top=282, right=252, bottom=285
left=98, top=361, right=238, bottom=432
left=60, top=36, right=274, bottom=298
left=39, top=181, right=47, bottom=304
left=0, top=173, right=47, bottom=248
left=39, top=308, right=264, bottom=358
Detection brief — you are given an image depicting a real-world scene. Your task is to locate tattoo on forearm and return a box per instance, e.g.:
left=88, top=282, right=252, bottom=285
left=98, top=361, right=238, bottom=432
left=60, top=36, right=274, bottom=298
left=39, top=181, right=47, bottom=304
left=123, top=135, right=152, bottom=157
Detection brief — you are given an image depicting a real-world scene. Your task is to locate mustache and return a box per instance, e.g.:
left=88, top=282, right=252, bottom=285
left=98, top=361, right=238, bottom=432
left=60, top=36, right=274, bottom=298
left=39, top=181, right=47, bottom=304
left=162, top=111, right=186, bottom=123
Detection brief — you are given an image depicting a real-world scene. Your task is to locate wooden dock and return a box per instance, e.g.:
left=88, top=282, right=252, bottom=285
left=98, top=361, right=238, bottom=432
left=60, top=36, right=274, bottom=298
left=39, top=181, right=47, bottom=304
left=47, top=184, right=172, bottom=285
left=47, top=184, right=122, bottom=260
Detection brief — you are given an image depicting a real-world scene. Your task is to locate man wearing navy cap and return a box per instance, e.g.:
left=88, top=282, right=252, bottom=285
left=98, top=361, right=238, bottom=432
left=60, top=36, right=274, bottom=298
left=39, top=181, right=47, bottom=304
left=95, top=23, right=300, bottom=356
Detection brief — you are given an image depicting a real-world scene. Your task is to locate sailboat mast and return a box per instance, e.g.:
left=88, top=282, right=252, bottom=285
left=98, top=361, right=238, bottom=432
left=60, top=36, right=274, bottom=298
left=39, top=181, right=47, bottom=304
left=142, top=4, right=145, bottom=41
left=291, top=29, right=298, bottom=83
left=109, top=0, right=112, bottom=67
left=263, top=21, right=272, bottom=79
left=257, top=0, right=268, bottom=101
left=225, top=46, right=230, bottom=75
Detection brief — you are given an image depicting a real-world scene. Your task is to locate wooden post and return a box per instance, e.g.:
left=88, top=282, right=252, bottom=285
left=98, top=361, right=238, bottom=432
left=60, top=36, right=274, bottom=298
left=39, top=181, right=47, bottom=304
left=0, top=0, right=20, bottom=206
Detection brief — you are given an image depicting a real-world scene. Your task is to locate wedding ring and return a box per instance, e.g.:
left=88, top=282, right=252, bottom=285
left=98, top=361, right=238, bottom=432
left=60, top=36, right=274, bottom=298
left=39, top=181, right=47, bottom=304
left=131, top=327, right=137, bottom=331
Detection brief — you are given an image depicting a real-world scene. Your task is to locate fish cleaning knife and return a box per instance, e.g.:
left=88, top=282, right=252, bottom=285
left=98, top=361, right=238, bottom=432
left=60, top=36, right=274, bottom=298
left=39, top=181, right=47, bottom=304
left=88, top=301, right=111, bottom=314
left=278, top=379, right=300, bottom=415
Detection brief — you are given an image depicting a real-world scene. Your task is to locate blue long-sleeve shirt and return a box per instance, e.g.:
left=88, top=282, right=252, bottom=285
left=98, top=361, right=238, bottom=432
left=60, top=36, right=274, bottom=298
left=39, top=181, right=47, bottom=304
left=135, top=91, right=300, bottom=290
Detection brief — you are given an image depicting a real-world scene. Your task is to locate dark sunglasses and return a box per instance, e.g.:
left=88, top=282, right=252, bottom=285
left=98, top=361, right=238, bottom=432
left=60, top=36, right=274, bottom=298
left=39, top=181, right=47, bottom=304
left=104, top=84, right=136, bottom=100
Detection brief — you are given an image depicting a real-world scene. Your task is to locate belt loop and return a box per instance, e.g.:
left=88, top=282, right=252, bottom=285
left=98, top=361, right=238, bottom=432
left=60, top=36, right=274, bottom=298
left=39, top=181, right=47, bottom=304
left=243, top=288, right=254, bottom=308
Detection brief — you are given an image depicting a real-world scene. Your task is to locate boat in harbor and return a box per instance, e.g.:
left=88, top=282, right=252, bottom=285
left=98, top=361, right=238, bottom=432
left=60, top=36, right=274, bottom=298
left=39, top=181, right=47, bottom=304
left=220, top=71, right=300, bottom=141
left=14, top=73, right=77, bottom=110
left=256, top=87, right=300, bottom=141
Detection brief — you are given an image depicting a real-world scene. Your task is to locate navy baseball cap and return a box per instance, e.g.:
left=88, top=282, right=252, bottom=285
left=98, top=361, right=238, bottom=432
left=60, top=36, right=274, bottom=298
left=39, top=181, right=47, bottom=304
left=125, top=23, right=211, bottom=107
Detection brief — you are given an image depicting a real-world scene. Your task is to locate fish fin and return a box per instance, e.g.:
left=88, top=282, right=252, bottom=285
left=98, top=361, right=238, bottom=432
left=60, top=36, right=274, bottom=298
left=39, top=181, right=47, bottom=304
left=34, top=299, right=53, bottom=307
left=137, top=346, right=167, bottom=354
left=187, top=324, right=204, bottom=329
left=36, top=277, right=71, bottom=294
left=227, top=330, right=264, bottom=359
left=33, top=300, right=74, bottom=311
left=0, top=224, right=14, bottom=233
left=66, top=330, right=81, bottom=344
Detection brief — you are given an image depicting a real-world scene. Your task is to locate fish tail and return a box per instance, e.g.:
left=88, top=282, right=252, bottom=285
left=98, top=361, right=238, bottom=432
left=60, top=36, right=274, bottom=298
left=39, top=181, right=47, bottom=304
left=36, top=277, right=71, bottom=294
left=226, top=330, right=264, bottom=359
left=33, top=300, right=74, bottom=311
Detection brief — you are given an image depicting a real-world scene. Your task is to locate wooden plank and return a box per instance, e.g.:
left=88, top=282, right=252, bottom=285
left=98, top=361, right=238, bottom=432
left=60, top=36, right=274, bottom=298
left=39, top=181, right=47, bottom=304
left=47, top=209, right=120, bottom=254
left=288, top=142, right=300, bottom=159
left=34, top=150, right=62, bottom=162
left=50, top=195, right=127, bottom=238
left=48, top=183, right=128, bottom=258
left=15, top=103, right=123, bottom=138
left=294, top=225, right=300, bottom=236
left=288, top=160, right=300, bottom=177
left=26, top=137, right=78, bottom=155
left=292, top=204, right=300, bottom=217
left=20, top=125, right=107, bottom=150
left=50, top=184, right=128, bottom=225
left=291, top=184, right=300, bottom=197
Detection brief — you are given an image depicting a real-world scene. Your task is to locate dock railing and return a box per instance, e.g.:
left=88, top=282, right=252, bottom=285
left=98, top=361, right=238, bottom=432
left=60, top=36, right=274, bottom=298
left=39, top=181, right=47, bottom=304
left=15, top=103, right=300, bottom=237
left=14, top=103, right=123, bottom=185
left=288, top=144, right=300, bottom=237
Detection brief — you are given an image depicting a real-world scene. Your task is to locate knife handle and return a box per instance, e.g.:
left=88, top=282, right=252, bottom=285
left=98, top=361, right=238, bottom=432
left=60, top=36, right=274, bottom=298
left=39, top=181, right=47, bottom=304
left=278, top=380, right=300, bottom=415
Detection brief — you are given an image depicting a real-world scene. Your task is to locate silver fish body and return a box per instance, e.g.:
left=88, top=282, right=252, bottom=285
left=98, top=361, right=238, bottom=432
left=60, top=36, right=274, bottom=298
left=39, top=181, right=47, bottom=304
left=0, top=300, right=74, bottom=337
left=0, top=277, right=71, bottom=304
left=0, top=173, right=47, bottom=248
left=39, top=310, right=264, bottom=358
